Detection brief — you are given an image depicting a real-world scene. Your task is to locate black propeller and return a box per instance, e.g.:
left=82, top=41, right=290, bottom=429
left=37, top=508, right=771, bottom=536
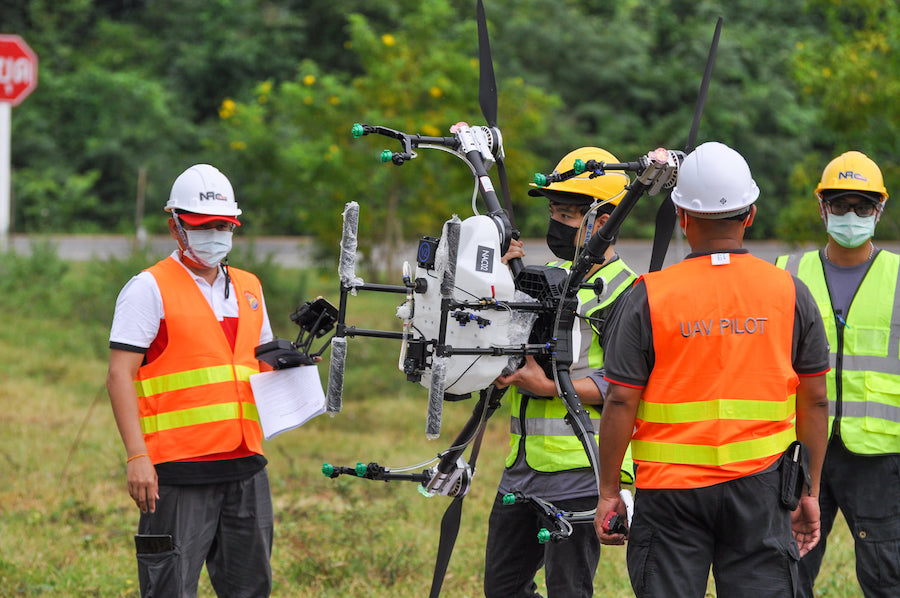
left=428, top=386, right=500, bottom=598
left=648, top=17, right=723, bottom=272
left=476, top=0, right=516, bottom=229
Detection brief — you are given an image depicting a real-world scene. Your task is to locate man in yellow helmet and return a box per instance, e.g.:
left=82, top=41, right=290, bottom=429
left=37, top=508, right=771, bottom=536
left=484, top=147, right=637, bottom=598
left=776, top=151, right=900, bottom=598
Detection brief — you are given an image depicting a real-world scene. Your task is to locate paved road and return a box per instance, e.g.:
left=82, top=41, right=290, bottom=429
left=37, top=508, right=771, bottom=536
left=7, top=232, right=840, bottom=275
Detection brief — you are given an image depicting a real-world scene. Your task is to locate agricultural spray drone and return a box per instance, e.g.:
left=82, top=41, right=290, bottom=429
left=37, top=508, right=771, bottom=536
left=260, top=3, right=723, bottom=595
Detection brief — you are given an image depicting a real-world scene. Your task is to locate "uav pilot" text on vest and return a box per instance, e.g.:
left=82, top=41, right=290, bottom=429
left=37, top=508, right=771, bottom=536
left=680, top=317, right=769, bottom=338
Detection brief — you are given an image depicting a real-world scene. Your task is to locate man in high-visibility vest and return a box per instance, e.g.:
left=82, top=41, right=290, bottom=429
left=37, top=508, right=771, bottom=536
left=106, top=164, right=276, bottom=597
left=777, top=151, right=900, bottom=598
left=485, top=147, right=637, bottom=598
left=595, top=142, right=830, bottom=597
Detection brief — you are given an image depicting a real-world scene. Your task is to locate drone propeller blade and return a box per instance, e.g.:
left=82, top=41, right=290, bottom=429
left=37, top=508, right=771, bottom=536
left=648, top=17, right=723, bottom=273
left=429, top=496, right=464, bottom=598
left=476, top=0, right=516, bottom=228
left=685, top=17, right=723, bottom=154
left=427, top=385, right=501, bottom=597
left=496, top=157, right=516, bottom=228
left=477, top=0, right=497, bottom=128
left=648, top=198, right=676, bottom=273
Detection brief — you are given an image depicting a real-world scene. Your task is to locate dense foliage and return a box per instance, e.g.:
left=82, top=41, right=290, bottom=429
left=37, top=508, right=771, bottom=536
left=3, top=0, right=899, bottom=257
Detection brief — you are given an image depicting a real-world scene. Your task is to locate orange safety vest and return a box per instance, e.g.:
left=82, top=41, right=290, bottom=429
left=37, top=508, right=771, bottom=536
left=635, top=252, right=799, bottom=489
left=134, top=256, right=265, bottom=464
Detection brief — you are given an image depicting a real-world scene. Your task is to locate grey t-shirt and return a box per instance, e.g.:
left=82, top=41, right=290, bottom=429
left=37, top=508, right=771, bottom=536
left=823, top=250, right=876, bottom=320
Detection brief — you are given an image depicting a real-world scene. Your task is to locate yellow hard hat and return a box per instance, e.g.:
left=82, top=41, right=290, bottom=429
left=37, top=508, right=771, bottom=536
left=529, top=147, right=630, bottom=206
left=815, top=151, right=888, bottom=203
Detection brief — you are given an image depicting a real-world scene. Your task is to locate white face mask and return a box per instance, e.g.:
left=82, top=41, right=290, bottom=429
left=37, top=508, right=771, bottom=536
left=826, top=212, right=876, bottom=248
left=184, top=228, right=232, bottom=267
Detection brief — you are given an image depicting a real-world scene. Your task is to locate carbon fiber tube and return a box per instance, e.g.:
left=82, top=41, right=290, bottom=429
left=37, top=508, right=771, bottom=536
left=439, top=217, right=460, bottom=297
left=326, top=336, right=346, bottom=415
left=427, top=356, right=447, bottom=439
left=338, top=201, right=363, bottom=290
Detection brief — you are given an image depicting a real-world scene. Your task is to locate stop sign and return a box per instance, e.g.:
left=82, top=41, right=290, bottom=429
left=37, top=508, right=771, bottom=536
left=0, top=35, right=38, bottom=106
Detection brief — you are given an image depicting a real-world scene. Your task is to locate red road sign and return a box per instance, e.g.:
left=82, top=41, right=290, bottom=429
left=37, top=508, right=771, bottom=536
left=0, top=35, right=38, bottom=106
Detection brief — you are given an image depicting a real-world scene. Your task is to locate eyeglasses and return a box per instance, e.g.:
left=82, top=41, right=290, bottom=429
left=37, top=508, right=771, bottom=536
left=182, top=222, right=235, bottom=232
left=826, top=199, right=878, bottom=217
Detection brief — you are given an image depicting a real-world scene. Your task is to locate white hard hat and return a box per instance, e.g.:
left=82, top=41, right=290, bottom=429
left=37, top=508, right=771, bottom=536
left=165, top=164, right=241, bottom=225
left=671, top=142, right=759, bottom=219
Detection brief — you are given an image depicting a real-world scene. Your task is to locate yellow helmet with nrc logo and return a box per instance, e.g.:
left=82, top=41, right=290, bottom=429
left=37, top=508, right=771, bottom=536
left=815, top=151, right=888, bottom=203
left=528, top=147, right=630, bottom=206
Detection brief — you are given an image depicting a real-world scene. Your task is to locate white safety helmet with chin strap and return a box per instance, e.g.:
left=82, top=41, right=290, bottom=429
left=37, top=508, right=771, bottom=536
left=671, top=141, right=759, bottom=219
left=166, top=163, right=241, bottom=223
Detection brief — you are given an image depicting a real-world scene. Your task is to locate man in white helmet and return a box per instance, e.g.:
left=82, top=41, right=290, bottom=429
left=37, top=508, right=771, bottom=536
left=106, top=164, right=276, bottom=597
left=594, top=142, right=830, bottom=597
left=777, top=151, right=900, bottom=598
left=485, top=147, right=638, bottom=598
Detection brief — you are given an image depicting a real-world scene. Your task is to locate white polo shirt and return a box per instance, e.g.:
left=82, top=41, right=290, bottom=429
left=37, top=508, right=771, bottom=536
left=110, top=251, right=274, bottom=350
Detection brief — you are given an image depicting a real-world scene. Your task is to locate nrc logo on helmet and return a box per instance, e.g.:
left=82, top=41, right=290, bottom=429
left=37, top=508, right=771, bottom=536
left=198, top=191, right=229, bottom=201
left=837, top=171, right=868, bottom=183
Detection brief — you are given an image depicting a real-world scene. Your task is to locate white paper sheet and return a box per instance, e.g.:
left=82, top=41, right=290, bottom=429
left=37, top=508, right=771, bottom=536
left=249, top=365, right=326, bottom=440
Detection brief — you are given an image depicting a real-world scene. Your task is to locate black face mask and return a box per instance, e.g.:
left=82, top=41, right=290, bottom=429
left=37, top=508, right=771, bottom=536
left=546, top=218, right=579, bottom=261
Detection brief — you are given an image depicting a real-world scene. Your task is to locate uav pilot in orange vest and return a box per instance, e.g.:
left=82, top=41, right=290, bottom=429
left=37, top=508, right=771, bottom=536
left=594, top=143, right=830, bottom=598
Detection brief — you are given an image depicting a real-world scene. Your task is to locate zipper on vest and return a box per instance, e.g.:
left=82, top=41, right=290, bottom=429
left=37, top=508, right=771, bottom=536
left=833, top=308, right=845, bottom=437
left=513, top=395, right=529, bottom=467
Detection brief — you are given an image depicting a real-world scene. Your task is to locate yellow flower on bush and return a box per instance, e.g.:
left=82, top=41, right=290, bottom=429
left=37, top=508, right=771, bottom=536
left=230, top=140, right=247, bottom=151
left=328, top=96, right=340, bottom=105
left=219, top=98, right=236, bottom=120
left=429, top=86, right=443, bottom=99
left=303, top=74, right=316, bottom=86
left=382, top=34, right=396, bottom=47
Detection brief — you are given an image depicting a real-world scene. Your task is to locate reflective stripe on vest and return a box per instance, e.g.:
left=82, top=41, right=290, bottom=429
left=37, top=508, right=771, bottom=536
left=506, top=258, right=637, bottom=477
left=637, top=253, right=798, bottom=489
left=136, top=257, right=266, bottom=463
left=778, top=249, right=900, bottom=454
left=632, top=427, right=796, bottom=467
left=510, top=412, right=601, bottom=436
left=638, top=397, right=795, bottom=423
left=141, top=401, right=260, bottom=434
left=135, top=364, right=257, bottom=397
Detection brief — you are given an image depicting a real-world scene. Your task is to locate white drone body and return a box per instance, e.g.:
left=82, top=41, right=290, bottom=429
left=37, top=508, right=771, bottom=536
left=407, top=214, right=530, bottom=397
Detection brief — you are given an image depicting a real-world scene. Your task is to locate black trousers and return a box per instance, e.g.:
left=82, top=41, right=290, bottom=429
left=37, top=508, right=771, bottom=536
left=627, top=468, right=798, bottom=598
left=798, top=437, right=900, bottom=598
left=136, top=469, right=273, bottom=598
left=484, top=492, right=601, bottom=598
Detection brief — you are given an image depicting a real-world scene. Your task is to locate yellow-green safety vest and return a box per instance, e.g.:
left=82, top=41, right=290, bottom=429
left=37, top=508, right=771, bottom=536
left=777, top=249, right=900, bottom=455
left=506, top=257, right=637, bottom=481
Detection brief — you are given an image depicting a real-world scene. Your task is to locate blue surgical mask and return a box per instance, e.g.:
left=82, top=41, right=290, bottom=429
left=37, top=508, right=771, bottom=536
left=826, top=212, right=876, bottom=248
left=185, top=229, right=233, bottom=267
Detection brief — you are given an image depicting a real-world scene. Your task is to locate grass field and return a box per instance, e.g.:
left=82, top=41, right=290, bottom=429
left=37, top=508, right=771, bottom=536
left=0, top=250, right=864, bottom=597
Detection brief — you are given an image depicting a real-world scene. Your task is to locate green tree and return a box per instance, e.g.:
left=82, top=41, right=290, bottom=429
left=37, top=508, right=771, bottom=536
left=781, top=0, right=900, bottom=242
left=493, top=0, right=821, bottom=240
left=210, top=1, right=559, bottom=276
left=6, top=0, right=899, bottom=252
